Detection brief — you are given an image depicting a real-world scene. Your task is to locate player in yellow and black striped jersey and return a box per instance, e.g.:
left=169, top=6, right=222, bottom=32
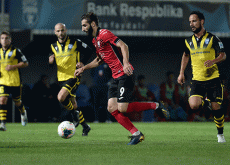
left=49, top=23, right=92, bottom=136
left=177, top=11, right=227, bottom=143
left=0, top=31, right=29, bottom=131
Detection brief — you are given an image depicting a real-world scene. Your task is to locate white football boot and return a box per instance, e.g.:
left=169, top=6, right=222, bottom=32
left=217, top=134, right=226, bottom=143
left=0, top=122, right=6, bottom=131
left=21, top=110, right=28, bottom=126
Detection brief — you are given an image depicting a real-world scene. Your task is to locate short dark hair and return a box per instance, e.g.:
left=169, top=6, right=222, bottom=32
left=190, top=11, right=205, bottom=21
left=81, top=12, right=99, bottom=26
left=1, top=31, right=11, bottom=38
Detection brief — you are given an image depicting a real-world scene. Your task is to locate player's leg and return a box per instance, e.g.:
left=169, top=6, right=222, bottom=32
left=70, top=97, right=91, bottom=136
left=109, top=98, right=139, bottom=134
left=108, top=98, right=144, bottom=145
left=58, top=87, right=73, bottom=109
left=125, top=101, right=170, bottom=120
left=212, top=102, right=225, bottom=143
left=207, top=79, right=225, bottom=143
left=108, top=75, right=144, bottom=145
left=188, top=80, right=207, bottom=120
left=189, top=96, right=203, bottom=110
left=58, top=78, right=91, bottom=135
left=57, top=78, right=79, bottom=112
left=0, top=96, right=8, bottom=131
left=117, top=75, right=169, bottom=119
left=12, top=85, right=28, bottom=126
left=57, top=87, right=77, bottom=121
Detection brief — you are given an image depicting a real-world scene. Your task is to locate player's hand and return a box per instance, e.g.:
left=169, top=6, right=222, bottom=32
left=49, top=54, right=55, bottom=64
left=76, top=62, right=84, bottom=68
left=74, top=68, right=84, bottom=78
left=123, top=63, right=133, bottom=76
left=177, top=74, right=185, bottom=86
left=204, top=60, right=214, bottom=67
left=5, top=65, right=16, bottom=71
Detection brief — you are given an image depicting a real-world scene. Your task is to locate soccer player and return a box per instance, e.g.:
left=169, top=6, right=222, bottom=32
left=75, top=12, right=170, bottom=145
left=49, top=23, right=91, bottom=136
left=177, top=11, right=227, bottom=143
left=0, top=31, right=28, bottom=131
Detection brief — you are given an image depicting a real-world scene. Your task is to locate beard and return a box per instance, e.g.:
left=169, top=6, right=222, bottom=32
left=192, top=26, right=202, bottom=34
left=87, top=25, right=93, bottom=37
left=59, top=34, right=66, bottom=40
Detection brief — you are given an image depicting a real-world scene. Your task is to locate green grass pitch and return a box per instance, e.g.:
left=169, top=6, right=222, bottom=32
left=0, top=122, right=229, bottom=165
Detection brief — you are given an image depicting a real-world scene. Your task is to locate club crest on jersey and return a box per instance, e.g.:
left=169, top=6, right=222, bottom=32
left=8, top=51, right=13, bottom=58
left=204, top=39, right=210, bottom=44
left=68, top=44, right=73, bottom=49
left=97, top=41, right=101, bottom=48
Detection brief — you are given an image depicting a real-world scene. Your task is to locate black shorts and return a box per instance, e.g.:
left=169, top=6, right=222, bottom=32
left=190, top=78, right=223, bottom=104
left=0, top=85, right=22, bottom=102
left=59, top=78, right=81, bottom=97
left=108, top=74, right=134, bottom=103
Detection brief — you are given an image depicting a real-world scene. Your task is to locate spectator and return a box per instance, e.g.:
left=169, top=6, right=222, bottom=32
left=132, top=75, right=156, bottom=121
left=160, top=71, right=187, bottom=121
left=90, top=63, right=112, bottom=122
left=174, top=74, right=190, bottom=120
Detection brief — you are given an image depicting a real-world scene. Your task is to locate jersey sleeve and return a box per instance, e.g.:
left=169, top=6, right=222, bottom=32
left=16, top=48, right=28, bottom=63
left=184, top=39, right=190, bottom=54
left=50, top=44, right=55, bottom=56
left=101, top=29, right=120, bottom=46
left=76, top=39, right=94, bottom=64
left=212, top=35, right=225, bottom=54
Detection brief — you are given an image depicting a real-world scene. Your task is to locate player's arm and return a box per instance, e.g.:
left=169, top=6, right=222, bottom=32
left=74, top=56, right=102, bottom=77
left=49, top=45, right=56, bottom=65
left=5, top=49, right=28, bottom=71
left=204, top=36, right=226, bottom=67
left=116, top=40, right=133, bottom=76
left=177, top=52, right=190, bottom=85
left=204, top=52, right=226, bottom=67
left=76, top=39, right=94, bottom=68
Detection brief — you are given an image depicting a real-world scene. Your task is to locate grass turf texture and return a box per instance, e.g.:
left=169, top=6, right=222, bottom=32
left=0, top=122, right=229, bottom=165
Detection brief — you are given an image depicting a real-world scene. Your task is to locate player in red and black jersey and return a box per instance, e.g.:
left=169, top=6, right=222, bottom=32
left=75, top=12, right=170, bottom=145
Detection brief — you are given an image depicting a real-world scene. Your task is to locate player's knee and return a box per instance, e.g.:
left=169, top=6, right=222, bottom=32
left=107, top=105, right=117, bottom=113
left=0, top=97, right=8, bottom=105
left=73, top=104, right=77, bottom=110
left=212, top=102, right=221, bottom=110
left=57, top=94, right=65, bottom=103
left=189, top=103, right=200, bottom=110
left=118, top=108, right=127, bottom=113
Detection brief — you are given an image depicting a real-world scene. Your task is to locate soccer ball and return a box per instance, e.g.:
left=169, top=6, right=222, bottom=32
left=58, top=121, right=76, bottom=139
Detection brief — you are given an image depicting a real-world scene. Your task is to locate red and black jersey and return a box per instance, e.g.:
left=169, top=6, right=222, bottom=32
left=92, top=29, right=134, bottom=79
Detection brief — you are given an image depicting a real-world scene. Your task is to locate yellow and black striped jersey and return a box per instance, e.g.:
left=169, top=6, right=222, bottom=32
left=184, top=31, right=225, bottom=81
left=50, top=37, right=92, bottom=81
left=0, top=45, right=28, bottom=86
